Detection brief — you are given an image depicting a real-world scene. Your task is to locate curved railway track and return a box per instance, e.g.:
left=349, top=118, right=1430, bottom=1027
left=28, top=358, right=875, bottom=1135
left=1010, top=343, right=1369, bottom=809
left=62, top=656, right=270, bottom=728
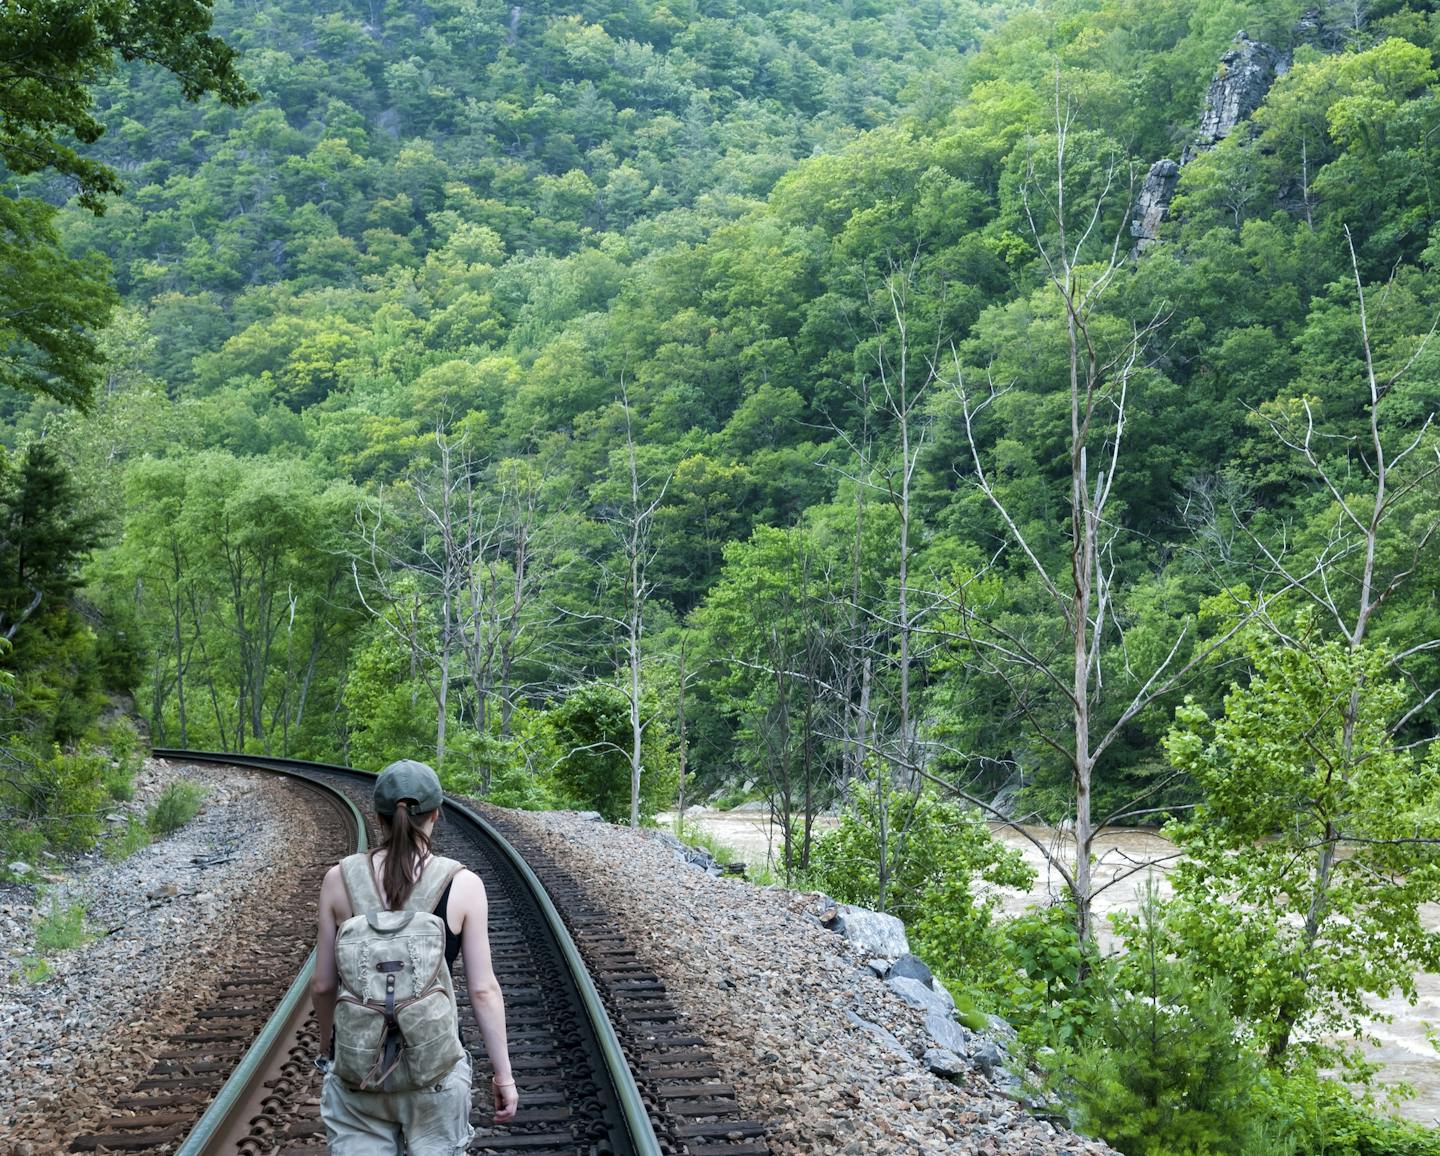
left=77, top=750, right=770, bottom=1156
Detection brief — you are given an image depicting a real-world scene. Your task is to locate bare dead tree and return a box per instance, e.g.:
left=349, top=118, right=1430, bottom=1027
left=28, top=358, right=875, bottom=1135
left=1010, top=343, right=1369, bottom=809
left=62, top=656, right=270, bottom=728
left=561, top=386, right=672, bottom=827
left=353, top=428, right=502, bottom=767
left=933, top=89, right=1284, bottom=956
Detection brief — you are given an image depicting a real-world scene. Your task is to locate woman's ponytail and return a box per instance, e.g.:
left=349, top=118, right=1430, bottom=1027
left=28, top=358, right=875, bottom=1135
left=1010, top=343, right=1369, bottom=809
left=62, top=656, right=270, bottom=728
left=375, top=800, right=433, bottom=908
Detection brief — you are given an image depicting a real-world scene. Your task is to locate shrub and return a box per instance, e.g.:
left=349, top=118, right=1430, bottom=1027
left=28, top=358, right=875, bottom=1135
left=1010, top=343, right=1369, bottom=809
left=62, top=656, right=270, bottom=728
left=99, top=718, right=143, bottom=801
left=105, top=815, right=149, bottom=861
left=1, top=742, right=124, bottom=855
left=39, top=748, right=108, bottom=850
left=998, top=902, right=1104, bottom=1047
left=102, top=763, right=135, bottom=801
left=34, top=896, right=89, bottom=953
left=20, top=957, right=50, bottom=983
left=1257, top=1066, right=1440, bottom=1156
left=806, top=774, right=1034, bottom=996
left=147, top=780, right=205, bottom=834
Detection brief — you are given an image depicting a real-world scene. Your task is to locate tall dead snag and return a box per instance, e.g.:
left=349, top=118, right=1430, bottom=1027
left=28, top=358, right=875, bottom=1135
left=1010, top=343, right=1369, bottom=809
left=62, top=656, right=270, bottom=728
left=354, top=428, right=499, bottom=767
left=939, top=94, right=1277, bottom=956
left=575, top=385, right=670, bottom=828
left=821, top=256, right=947, bottom=909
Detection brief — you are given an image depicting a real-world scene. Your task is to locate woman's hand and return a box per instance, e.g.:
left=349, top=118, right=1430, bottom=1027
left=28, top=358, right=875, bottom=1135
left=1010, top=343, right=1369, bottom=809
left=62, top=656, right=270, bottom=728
left=491, top=1075, right=519, bottom=1122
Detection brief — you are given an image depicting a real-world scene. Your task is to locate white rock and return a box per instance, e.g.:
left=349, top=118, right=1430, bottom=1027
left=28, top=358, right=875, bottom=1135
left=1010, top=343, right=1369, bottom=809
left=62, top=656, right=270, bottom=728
left=835, top=905, right=910, bottom=958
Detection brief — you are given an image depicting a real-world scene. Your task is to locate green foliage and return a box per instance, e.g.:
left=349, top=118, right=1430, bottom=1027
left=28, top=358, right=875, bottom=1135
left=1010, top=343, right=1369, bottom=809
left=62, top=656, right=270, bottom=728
left=0, top=0, right=251, bottom=406
left=29, top=748, right=109, bottom=851
left=99, top=717, right=143, bottom=801
left=999, top=903, right=1105, bottom=1047
left=1048, top=891, right=1289, bottom=1156
left=33, top=895, right=89, bottom=953
left=544, top=681, right=677, bottom=823
left=341, top=630, right=438, bottom=773
left=19, top=956, right=51, bottom=984
left=807, top=776, right=1033, bottom=994
left=10, top=1, right=1440, bottom=1134
left=147, top=780, right=204, bottom=835
left=482, top=759, right=559, bottom=812
left=1164, top=631, right=1440, bottom=1064
left=1257, top=1065, right=1440, bottom=1156
left=105, top=815, right=149, bottom=862
left=0, top=443, right=106, bottom=741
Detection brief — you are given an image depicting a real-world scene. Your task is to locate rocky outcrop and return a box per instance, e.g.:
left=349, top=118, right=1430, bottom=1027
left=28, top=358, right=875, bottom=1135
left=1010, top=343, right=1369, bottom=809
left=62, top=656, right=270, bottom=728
left=1132, top=29, right=1289, bottom=252
left=1186, top=33, right=1285, bottom=160
left=1130, top=159, right=1182, bottom=251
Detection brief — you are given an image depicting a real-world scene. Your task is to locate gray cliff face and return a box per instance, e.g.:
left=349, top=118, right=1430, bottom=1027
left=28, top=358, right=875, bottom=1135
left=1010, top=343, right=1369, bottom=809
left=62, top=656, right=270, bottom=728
left=1132, top=28, right=1293, bottom=251
left=1187, top=32, right=1285, bottom=159
left=1131, top=159, right=1181, bottom=251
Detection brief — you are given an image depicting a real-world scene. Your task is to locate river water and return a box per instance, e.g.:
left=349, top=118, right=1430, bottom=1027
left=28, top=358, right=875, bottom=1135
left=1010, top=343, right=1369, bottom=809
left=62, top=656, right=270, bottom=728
left=659, top=808, right=1440, bottom=1125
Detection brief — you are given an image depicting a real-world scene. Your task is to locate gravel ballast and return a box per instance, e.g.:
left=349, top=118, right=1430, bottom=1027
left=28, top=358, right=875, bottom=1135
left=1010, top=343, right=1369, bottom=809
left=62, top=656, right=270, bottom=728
left=0, top=759, right=330, bottom=1152
left=500, top=808, right=1115, bottom=1156
left=2, top=767, right=1114, bottom=1155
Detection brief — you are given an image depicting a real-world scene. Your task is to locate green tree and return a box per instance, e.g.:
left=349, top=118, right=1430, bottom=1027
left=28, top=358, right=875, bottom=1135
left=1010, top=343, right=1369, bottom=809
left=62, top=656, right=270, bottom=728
left=1164, top=631, right=1440, bottom=1064
left=0, top=0, right=252, bottom=406
left=545, top=681, right=676, bottom=823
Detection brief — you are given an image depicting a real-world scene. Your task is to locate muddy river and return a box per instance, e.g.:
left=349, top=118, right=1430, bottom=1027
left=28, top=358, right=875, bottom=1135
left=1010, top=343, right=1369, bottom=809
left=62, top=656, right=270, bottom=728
left=659, top=808, right=1440, bottom=1125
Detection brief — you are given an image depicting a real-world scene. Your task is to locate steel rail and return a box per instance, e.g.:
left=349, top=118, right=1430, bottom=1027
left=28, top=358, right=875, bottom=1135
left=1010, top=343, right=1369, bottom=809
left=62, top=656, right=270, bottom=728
left=153, top=748, right=664, bottom=1156
left=166, top=755, right=366, bottom=1156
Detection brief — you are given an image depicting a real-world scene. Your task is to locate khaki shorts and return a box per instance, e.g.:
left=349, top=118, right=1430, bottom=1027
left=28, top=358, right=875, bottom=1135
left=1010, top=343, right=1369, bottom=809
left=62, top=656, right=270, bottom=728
left=321, top=1052, right=475, bottom=1156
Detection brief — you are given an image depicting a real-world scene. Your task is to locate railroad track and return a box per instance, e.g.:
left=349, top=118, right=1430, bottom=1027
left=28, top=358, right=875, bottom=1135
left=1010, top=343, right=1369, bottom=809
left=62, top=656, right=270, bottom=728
left=82, top=751, right=770, bottom=1156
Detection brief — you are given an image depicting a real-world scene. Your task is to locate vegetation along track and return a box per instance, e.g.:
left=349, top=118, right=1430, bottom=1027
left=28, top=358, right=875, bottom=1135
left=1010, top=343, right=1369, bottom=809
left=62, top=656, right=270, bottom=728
left=135, top=751, right=770, bottom=1156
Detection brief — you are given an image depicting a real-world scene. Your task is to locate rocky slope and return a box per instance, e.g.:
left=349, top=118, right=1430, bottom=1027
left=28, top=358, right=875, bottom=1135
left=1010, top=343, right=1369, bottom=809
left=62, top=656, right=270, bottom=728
left=502, top=808, right=1116, bottom=1156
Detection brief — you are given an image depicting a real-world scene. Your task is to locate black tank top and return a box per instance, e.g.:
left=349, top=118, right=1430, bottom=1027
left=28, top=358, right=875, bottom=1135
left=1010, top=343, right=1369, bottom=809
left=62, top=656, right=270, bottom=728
left=433, top=879, right=462, bottom=972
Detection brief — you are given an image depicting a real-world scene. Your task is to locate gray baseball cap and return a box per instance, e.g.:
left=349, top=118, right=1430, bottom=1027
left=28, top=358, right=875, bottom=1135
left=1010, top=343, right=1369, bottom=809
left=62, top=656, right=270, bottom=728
left=374, top=759, right=444, bottom=816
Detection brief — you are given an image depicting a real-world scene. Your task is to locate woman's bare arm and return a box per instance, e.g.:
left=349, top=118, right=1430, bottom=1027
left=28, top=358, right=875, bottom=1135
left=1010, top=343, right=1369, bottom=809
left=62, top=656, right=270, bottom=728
left=454, top=868, right=516, bottom=1121
left=312, top=865, right=346, bottom=1057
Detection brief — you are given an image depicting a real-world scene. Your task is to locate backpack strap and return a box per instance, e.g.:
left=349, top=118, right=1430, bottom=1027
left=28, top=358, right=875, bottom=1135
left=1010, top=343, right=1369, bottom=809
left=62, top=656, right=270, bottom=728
left=405, top=855, right=464, bottom=913
left=340, top=852, right=386, bottom=916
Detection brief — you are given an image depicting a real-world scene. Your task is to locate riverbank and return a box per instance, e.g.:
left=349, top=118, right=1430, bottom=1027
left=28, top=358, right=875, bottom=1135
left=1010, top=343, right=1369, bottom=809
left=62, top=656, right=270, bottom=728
left=660, top=807, right=1440, bottom=1125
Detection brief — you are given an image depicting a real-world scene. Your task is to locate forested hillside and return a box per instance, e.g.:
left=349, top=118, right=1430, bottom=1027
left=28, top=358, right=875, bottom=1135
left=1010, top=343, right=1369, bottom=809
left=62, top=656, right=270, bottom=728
left=5, top=0, right=1440, bottom=1150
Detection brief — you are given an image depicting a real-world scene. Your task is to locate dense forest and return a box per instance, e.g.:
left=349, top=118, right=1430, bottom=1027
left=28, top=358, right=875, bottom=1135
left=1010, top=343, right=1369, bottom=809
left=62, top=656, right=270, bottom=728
left=5, top=0, right=1440, bottom=1151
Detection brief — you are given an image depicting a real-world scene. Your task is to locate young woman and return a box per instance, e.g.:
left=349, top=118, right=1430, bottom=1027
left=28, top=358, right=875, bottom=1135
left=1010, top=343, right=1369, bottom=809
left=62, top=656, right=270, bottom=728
left=312, top=759, right=518, bottom=1153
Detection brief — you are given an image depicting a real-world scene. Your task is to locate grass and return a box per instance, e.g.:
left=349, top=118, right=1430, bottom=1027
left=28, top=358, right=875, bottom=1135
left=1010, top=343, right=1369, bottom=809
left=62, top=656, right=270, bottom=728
left=20, top=956, right=50, bottom=983
left=670, top=817, right=779, bottom=886
left=147, top=781, right=205, bottom=835
left=33, top=895, right=89, bottom=953
left=106, top=815, right=150, bottom=862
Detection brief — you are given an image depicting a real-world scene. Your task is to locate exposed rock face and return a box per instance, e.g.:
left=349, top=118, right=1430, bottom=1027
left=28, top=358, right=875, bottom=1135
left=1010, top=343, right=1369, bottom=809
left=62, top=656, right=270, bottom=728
left=1187, top=32, right=1285, bottom=159
left=1132, top=29, right=1289, bottom=252
left=1131, top=159, right=1181, bottom=251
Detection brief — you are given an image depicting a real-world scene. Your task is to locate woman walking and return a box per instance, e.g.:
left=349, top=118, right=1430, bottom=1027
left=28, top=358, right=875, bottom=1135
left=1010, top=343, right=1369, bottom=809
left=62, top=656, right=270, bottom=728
left=312, top=758, right=517, bottom=1153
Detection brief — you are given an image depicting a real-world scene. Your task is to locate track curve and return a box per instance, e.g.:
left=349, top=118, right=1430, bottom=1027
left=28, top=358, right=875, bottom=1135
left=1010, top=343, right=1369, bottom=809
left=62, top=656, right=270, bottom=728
left=149, top=750, right=663, bottom=1156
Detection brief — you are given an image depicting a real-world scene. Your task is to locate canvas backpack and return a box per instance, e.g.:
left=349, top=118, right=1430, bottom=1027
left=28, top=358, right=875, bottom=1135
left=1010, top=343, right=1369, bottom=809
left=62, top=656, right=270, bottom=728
left=332, top=852, right=466, bottom=1092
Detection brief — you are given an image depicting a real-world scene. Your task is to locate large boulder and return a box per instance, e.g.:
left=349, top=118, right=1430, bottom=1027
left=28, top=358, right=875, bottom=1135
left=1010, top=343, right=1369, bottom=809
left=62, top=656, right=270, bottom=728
left=924, top=1012, right=975, bottom=1058
left=887, top=975, right=956, bottom=1020
left=923, top=1047, right=967, bottom=1077
left=885, top=952, right=934, bottom=987
left=834, top=905, right=910, bottom=959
